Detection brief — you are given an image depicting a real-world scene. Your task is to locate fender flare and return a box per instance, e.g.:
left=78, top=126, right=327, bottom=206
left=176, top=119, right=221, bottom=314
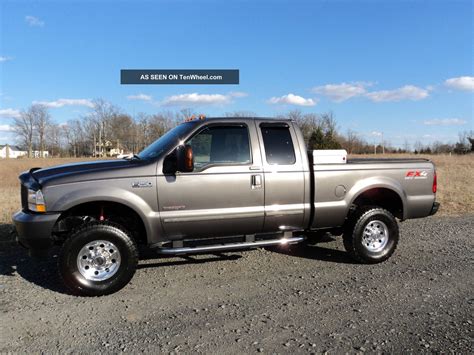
left=50, top=187, right=157, bottom=243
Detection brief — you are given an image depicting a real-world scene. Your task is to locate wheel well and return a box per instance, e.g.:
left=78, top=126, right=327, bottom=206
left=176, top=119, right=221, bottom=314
left=53, top=201, right=147, bottom=245
left=352, top=188, right=403, bottom=219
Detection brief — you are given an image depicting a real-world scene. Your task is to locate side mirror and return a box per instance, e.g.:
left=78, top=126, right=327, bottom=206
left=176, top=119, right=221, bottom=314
left=177, top=144, right=194, bottom=172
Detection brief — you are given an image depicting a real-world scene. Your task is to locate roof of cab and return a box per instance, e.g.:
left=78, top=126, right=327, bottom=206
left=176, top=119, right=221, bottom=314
left=182, top=116, right=292, bottom=124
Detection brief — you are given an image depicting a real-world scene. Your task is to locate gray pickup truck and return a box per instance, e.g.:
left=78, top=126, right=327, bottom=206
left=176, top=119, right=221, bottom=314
left=13, top=117, right=439, bottom=296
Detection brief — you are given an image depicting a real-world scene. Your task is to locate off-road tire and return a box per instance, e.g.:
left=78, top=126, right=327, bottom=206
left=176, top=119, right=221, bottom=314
left=343, top=206, right=399, bottom=264
left=58, top=222, right=138, bottom=296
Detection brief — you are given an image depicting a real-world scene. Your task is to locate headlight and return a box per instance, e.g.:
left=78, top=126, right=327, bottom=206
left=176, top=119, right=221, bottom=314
left=27, top=189, right=46, bottom=212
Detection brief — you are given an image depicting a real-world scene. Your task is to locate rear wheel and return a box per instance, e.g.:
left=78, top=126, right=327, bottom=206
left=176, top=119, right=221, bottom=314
left=58, top=222, right=138, bottom=296
left=343, top=207, right=399, bottom=263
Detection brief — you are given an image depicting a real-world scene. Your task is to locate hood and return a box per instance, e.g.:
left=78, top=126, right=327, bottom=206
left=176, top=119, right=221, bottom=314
left=31, top=159, right=155, bottom=186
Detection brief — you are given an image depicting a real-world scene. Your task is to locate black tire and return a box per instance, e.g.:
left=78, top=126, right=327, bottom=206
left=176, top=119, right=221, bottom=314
left=343, top=206, right=399, bottom=264
left=58, top=222, right=138, bottom=296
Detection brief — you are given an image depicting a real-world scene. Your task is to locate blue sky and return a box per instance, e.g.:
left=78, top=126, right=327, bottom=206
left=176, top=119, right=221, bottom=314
left=1, top=0, right=473, bottom=147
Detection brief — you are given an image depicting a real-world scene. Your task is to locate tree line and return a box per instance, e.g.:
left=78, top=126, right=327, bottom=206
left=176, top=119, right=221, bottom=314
left=11, top=100, right=473, bottom=158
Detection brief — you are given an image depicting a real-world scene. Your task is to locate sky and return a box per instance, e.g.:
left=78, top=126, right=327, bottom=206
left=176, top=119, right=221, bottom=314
left=0, top=0, right=473, bottom=148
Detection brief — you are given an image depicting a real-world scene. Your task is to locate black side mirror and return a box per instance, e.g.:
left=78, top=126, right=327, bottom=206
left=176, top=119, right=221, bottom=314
left=176, top=144, right=194, bottom=173
left=163, top=150, right=177, bottom=175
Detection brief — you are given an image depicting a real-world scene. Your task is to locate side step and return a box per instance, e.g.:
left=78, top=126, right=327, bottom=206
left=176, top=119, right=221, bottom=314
left=155, top=236, right=305, bottom=255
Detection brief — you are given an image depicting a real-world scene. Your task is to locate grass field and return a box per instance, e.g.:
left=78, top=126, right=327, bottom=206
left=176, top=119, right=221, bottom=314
left=0, top=155, right=472, bottom=224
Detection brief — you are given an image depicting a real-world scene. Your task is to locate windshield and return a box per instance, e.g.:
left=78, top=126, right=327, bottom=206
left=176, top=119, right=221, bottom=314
left=137, top=122, right=196, bottom=160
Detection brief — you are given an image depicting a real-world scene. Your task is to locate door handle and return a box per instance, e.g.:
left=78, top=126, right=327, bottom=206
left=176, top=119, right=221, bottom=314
left=249, top=166, right=261, bottom=171
left=251, top=174, right=262, bottom=189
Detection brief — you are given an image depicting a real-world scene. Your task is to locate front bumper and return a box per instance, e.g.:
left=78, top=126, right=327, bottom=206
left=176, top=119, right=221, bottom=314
left=12, top=210, right=61, bottom=256
left=429, top=202, right=440, bottom=216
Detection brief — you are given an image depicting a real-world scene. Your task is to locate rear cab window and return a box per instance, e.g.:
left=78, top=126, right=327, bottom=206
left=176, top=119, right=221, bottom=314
left=260, top=124, right=296, bottom=165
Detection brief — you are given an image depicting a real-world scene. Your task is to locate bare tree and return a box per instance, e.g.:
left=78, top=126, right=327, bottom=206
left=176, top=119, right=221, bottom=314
left=13, top=106, right=36, bottom=157
left=414, top=140, right=423, bottom=153
left=224, top=110, right=258, bottom=117
left=346, top=129, right=358, bottom=154
left=46, top=123, right=61, bottom=157
left=62, top=122, right=75, bottom=157
left=178, top=108, right=195, bottom=121
left=403, top=139, right=411, bottom=153
left=32, top=104, right=51, bottom=156
left=134, top=113, right=150, bottom=153
left=320, top=112, right=338, bottom=136
left=284, top=110, right=317, bottom=143
left=88, top=99, right=119, bottom=157
left=454, top=130, right=474, bottom=154
left=108, top=113, right=135, bottom=152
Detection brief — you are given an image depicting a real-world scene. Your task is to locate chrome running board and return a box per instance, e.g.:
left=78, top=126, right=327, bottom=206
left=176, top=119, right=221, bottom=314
left=155, top=236, right=305, bottom=255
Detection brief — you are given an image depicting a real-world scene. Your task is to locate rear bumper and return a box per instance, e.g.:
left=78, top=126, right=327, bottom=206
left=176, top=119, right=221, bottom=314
left=429, top=202, right=440, bottom=216
left=12, top=210, right=60, bottom=256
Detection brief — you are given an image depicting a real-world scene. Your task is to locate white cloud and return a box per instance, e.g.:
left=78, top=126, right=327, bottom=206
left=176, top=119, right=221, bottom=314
left=33, top=98, right=94, bottom=108
left=267, top=93, right=317, bottom=107
left=369, top=131, right=383, bottom=137
left=366, top=85, right=429, bottom=102
left=444, top=76, right=474, bottom=92
left=25, top=15, right=45, bottom=27
left=0, top=124, right=13, bottom=132
left=161, top=92, right=241, bottom=106
left=423, top=118, right=467, bottom=126
left=312, top=82, right=370, bottom=102
left=127, top=94, right=153, bottom=101
left=228, top=91, right=248, bottom=98
left=0, top=56, right=13, bottom=62
left=0, top=108, right=21, bottom=119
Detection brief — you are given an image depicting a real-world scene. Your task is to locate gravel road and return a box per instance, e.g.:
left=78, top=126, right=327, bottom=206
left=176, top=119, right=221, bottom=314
left=1, top=215, right=473, bottom=353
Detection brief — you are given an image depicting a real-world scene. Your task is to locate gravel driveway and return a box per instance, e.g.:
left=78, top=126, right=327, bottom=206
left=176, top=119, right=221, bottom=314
left=1, top=215, right=473, bottom=353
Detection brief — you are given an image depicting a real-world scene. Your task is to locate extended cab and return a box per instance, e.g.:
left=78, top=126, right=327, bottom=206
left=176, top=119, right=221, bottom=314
left=13, top=117, right=439, bottom=296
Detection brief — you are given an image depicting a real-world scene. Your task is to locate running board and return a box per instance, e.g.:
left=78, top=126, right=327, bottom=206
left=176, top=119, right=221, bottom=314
left=155, top=236, right=305, bottom=255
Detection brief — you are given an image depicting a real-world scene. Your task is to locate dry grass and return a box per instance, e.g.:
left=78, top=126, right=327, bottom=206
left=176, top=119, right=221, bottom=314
left=0, top=155, right=472, bottom=224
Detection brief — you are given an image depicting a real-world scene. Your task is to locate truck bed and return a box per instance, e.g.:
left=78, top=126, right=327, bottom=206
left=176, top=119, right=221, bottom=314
left=310, top=157, right=436, bottom=229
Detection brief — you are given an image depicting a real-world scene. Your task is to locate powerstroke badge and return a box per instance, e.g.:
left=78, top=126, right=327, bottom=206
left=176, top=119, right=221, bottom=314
left=131, top=181, right=153, bottom=188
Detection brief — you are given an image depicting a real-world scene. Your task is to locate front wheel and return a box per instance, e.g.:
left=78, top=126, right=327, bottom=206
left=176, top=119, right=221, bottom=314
left=343, top=207, right=399, bottom=264
left=58, top=222, right=138, bottom=296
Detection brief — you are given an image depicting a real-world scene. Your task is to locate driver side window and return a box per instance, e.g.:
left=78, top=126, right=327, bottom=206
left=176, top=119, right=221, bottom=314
left=187, top=125, right=251, bottom=170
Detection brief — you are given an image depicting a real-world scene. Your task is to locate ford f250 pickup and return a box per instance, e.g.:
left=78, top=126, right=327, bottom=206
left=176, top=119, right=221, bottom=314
left=13, top=117, right=439, bottom=296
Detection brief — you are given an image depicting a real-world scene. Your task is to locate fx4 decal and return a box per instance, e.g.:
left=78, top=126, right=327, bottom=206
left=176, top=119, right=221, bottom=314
left=405, top=170, right=428, bottom=179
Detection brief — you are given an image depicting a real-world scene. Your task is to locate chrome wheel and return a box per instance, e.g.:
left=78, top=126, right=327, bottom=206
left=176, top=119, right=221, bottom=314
left=362, top=220, right=389, bottom=252
left=77, top=240, right=121, bottom=281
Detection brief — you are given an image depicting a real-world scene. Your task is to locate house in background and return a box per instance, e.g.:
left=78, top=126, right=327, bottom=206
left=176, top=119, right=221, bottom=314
left=0, top=144, right=27, bottom=159
left=94, top=140, right=125, bottom=157
left=32, top=150, right=49, bottom=158
left=0, top=144, right=49, bottom=158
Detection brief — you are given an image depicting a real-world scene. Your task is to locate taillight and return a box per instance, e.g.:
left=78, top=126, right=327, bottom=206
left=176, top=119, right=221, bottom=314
left=432, top=171, right=437, bottom=193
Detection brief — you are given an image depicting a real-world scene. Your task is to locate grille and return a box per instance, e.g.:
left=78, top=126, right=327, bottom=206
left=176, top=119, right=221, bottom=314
left=21, top=184, right=28, bottom=210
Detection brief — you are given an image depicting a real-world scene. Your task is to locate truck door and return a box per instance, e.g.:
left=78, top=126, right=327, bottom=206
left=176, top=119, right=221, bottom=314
left=257, top=122, right=306, bottom=233
left=156, top=122, right=265, bottom=239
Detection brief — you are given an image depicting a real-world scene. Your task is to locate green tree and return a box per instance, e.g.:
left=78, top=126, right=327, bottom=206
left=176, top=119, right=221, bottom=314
left=308, top=127, right=324, bottom=149
left=323, top=131, right=342, bottom=149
